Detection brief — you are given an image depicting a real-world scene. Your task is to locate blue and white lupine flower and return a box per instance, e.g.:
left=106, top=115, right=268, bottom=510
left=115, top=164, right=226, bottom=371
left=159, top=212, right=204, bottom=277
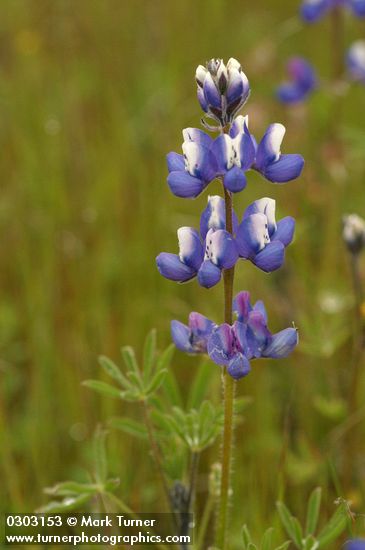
left=156, top=196, right=239, bottom=288
left=301, top=0, right=365, bottom=22
left=167, top=128, right=218, bottom=198
left=254, top=124, right=304, bottom=183
left=211, top=115, right=256, bottom=192
left=277, top=57, right=317, bottom=104
left=346, top=541, right=365, bottom=550
left=236, top=198, right=295, bottom=272
left=347, top=41, right=365, bottom=84
left=207, top=290, right=298, bottom=380
left=171, top=312, right=216, bottom=354
left=195, top=58, right=250, bottom=126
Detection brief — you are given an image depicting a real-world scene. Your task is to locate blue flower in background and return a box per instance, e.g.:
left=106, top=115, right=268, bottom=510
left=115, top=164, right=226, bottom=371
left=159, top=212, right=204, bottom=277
left=156, top=196, right=238, bottom=288
left=277, top=57, right=317, bottom=104
left=167, top=128, right=218, bottom=198
left=207, top=291, right=298, bottom=379
left=236, top=198, right=295, bottom=272
left=171, top=312, right=216, bottom=353
left=195, top=58, right=250, bottom=126
left=253, top=124, right=305, bottom=183
left=301, top=0, right=365, bottom=22
left=347, top=41, right=365, bottom=83
left=346, top=541, right=365, bottom=550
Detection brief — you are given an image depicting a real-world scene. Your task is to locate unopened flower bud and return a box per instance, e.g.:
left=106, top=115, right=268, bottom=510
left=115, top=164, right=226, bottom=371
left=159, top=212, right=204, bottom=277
left=343, top=214, right=365, bottom=254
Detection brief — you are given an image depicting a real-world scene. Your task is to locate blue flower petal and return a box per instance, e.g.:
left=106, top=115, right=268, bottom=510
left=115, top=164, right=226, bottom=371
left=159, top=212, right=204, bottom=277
left=183, top=128, right=213, bottom=148
left=227, top=353, right=251, bottom=379
left=351, top=0, right=365, bottom=16
left=236, top=213, right=269, bottom=258
left=277, top=83, right=309, bottom=104
left=346, top=541, right=365, bottom=550
left=182, top=141, right=218, bottom=182
left=197, top=260, right=222, bottom=288
left=263, top=327, right=298, bottom=358
left=233, top=291, right=253, bottom=322
left=277, top=57, right=317, bottom=104
left=223, top=166, right=247, bottom=193
left=167, top=152, right=185, bottom=172
left=253, top=241, right=285, bottom=272
left=301, top=0, right=329, bottom=22
left=203, top=72, right=222, bottom=108
left=207, top=323, right=233, bottom=366
left=189, top=312, right=216, bottom=342
left=167, top=171, right=205, bottom=198
left=197, top=87, right=209, bottom=112
left=211, top=135, right=232, bottom=174
left=347, top=41, right=365, bottom=83
left=177, top=227, right=204, bottom=270
left=263, top=154, right=304, bottom=183
left=208, top=229, right=238, bottom=269
left=171, top=320, right=194, bottom=353
left=246, top=311, right=271, bottom=358
left=272, top=217, right=295, bottom=247
left=156, top=253, right=196, bottom=282
left=256, top=123, right=286, bottom=171
left=239, top=131, right=256, bottom=170
left=253, top=300, right=268, bottom=323
left=244, top=198, right=277, bottom=237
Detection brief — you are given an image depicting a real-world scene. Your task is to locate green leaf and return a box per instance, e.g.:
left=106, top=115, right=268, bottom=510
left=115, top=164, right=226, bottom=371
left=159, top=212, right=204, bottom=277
left=156, top=343, right=175, bottom=373
left=261, top=527, right=274, bottom=550
left=98, top=355, right=132, bottom=389
left=146, top=369, right=168, bottom=395
left=162, top=368, right=183, bottom=408
left=317, top=505, right=347, bottom=548
left=121, top=346, right=140, bottom=375
left=36, top=494, right=91, bottom=513
left=93, top=426, right=108, bottom=484
left=291, top=517, right=304, bottom=549
left=109, top=417, right=148, bottom=440
left=276, top=542, right=291, bottom=550
left=187, top=360, right=213, bottom=409
left=306, top=487, right=322, bottom=535
left=103, top=478, right=120, bottom=492
left=82, top=380, right=122, bottom=399
left=247, top=544, right=257, bottom=550
left=241, top=524, right=252, bottom=550
left=120, top=389, right=141, bottom=402
left=44, top=481, right=99, bottom=496
left=277, top=501, right=301, bottom=548
left=143, top=329, right=157, bottom=382
left=303, top=535, right=319, bottom=550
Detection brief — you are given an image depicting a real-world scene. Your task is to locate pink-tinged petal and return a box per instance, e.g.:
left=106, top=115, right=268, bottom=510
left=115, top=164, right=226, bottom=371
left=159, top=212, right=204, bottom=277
left=189, top=312, right=216, bottom=341
left=263, top=327, right=298, bottom=358
left=171, top=320, right=194, bottom=353
left=246, top=311, right=270, bottom=358
left=227, top=353, right=251, bottom=379
left=167, top=152, right=185, bottom=172
left=223, top=166, right=247, bottom=193
left=236, top=213, right=270, bottom=258
left=263, top=154, right=304, bottom=183
left=208, top=229, right=238, bottom=269
left=197, top=260, right=222, bottom=288
left=177, top=227, right=204, bottom=270
left=272, top=217, right=295, bottom=247
left=233, top=291, right=252, bottom=322
left=253, top=300, right=268, bottom=323
left=253, top=241, right=285, bottom=272
left=167, top=171, right=205, bottom=199
left=156, top=253, right=196, bottom=282
left=207, top=323, right=234, bottom=366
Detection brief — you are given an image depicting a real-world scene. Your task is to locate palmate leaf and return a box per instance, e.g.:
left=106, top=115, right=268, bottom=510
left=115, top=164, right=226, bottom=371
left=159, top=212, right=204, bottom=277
left=82, top=380, right=123, bottom=399
left=121, top=346, right=140, bottom=376
left=146, top=369, right=168, bottom=395
left=187, top=360, right=214, bottom=409
left=143, top=329, right=157, bottom=383
left=109, top=417, right=148, bottom=440
left=261, top=527, right=274, bottom=550
left=276, top=501, right=302, bottom=548
left=317, top=505, right=347, bottom=548
left=98, top=355, right=132, bottom=389
left=36, top=494, right=92, bottom=513
left=306, top=487, right=322, bottom=535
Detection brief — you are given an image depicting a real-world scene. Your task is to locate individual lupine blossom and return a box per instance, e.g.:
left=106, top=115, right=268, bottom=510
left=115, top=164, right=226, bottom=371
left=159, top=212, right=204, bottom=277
left=166, top=117, right=304, bottom=199
left=346, top=541, right=365, bottom=550
left=301, top=0, right=365, bottom=22
left=347, top=41, right=365, bottom=84
left=195, top=58, right=250, bottom=127
left=236, top=198, right=295, bottom=272
left=171, top=312, right=216, bottom=353
left=342, top=213, right=365, bottom=254
left=277, top=57, right=317, bottom=104
left=156, top=195, right=238, bottom=288
left=208, top=291, right=298, bottom=379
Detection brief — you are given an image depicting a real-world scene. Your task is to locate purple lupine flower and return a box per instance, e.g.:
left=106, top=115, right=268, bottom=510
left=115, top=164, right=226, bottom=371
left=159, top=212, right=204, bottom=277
left=236, top=198, right=295, bottom=272
left=156, top=196, right=239, bottom=289
left=254, top=123, right=304, bottom=183
left=171, top=312, right=216, bottom=353
left=277, top=57, right=317, bottom=104
left=347, top=41, right=365, bottom=84
left=195, top=58, right=250, bottom=126
left=346, top=541, right=365, bottom=550
left=167, top=129, right=218, bottom=198
left=207, top=290, right=298, bottom=379
left=301, top=0, right=365, bottom=22
left=211, top=115, right=256, bottom=193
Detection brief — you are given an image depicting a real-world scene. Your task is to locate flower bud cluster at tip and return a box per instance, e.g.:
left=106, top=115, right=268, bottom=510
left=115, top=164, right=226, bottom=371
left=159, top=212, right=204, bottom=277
left=195, top=58, right=250, bottom=127
left=343, top=213, right=365, bottom=254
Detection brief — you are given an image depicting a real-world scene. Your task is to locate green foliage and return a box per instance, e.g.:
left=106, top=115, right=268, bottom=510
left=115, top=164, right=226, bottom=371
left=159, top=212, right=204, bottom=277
left=241, top=525, right=290, bottom=550
left=276, top=488, right=348, bottom=550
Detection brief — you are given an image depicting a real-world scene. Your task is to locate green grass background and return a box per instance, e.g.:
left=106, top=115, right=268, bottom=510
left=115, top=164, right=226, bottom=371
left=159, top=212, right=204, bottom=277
left=1, top=0, right=365, bottom=546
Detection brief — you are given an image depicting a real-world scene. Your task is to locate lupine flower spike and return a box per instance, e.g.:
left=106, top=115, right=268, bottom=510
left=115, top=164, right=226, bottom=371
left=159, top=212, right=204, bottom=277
left=301, top=0, right=365, bottom=22
left=277, top=57, right=317, bottom=104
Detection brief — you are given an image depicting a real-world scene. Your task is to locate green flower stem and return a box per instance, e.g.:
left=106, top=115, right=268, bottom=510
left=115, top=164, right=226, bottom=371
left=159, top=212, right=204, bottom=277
left=195, top=492, right=215, bottom=550
left=215, top=185, right=236, bottom=550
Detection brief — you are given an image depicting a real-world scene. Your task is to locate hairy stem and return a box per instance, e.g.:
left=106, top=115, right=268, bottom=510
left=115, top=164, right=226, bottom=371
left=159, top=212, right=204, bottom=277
left=215, top=185, right=236, bottom=550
